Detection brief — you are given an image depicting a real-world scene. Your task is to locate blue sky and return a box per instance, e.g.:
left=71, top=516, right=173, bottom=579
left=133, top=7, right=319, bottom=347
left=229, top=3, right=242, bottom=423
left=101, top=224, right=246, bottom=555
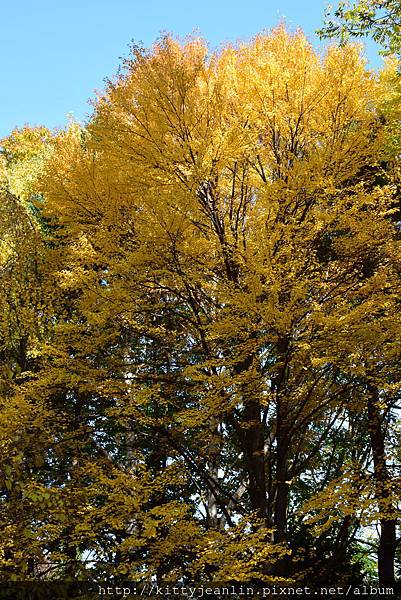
left=0, top=0, right=381, bottom=138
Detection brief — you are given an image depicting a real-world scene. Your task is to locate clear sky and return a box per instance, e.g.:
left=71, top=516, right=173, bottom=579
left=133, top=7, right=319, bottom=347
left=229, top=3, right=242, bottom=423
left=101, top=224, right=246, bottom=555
left=0, top=0, right=381, bottom=138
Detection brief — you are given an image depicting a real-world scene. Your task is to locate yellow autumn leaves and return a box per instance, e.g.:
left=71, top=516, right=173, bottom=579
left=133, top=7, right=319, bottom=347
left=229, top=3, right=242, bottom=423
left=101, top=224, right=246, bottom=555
left=1, top=26, right=400, bottom=582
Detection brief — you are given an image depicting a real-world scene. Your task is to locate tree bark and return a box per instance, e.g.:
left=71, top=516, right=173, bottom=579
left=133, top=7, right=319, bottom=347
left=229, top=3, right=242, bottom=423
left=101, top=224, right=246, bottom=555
left=272, top=336, right=291, bottom=576
left=367, top=385, right=397, bottom=586
left=243, top=398, right=268, bottom=521
left=274, top=432, right=289, bottom=544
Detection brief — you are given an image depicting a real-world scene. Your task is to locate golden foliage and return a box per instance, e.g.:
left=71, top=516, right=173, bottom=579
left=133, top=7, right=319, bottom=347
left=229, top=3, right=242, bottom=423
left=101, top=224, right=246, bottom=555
left=1, top=28, right=400, bottom=581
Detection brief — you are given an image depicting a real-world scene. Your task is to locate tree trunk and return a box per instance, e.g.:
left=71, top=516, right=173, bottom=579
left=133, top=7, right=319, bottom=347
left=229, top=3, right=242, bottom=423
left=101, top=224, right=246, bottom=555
left=243, top=398, right=268, bottom=521
left=272, top=336, right=291, bottom=576
left=272, top=397, right=290, bottom=576
left=367, top=386, right=396, bottom=586
left=274, top=456, right=289, bottom=543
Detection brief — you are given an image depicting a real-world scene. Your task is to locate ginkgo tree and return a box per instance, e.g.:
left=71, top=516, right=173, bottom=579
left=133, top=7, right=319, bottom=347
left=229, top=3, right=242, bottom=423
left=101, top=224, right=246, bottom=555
left=1, top=27, right=400, bottom=585
left=0, top=127, right=57, bottom=578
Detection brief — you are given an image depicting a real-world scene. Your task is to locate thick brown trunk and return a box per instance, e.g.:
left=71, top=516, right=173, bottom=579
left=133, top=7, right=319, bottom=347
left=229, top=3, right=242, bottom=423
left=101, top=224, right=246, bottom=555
left=378, top=520, right=397, bottom=585
left=274, top=473, right=289, bottom=544
left=367, top=386, right=396, bottom=586
left=243, top=399, right=268, bottom=521
left=206, top=426, right=220, bottom=528
left=274, top=397, right=289, bottom=544
left=272, top=397, right=290, bottom=576
left=272, top=337, right=290, bottom=546
left=233, top=348, right=268, bottom=523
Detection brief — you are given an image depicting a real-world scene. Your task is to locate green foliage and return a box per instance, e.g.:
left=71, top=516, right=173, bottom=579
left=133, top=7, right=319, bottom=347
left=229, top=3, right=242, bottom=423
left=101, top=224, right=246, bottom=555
left=319, top=0, right=401, bottom=57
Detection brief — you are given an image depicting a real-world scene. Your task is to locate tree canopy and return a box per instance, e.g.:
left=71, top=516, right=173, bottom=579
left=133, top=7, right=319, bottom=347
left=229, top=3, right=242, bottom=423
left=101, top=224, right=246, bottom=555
left=0, top=27, right=400, bottom=588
